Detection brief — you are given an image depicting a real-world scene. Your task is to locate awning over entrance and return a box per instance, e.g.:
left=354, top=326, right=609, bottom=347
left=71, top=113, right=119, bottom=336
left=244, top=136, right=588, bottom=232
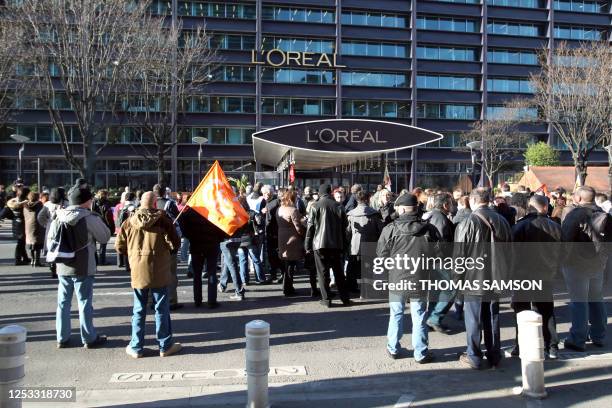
left=252, top=119, right=443, bottom=170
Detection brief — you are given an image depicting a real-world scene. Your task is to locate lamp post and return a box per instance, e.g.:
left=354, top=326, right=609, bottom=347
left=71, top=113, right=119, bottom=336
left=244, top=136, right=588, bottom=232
left=10, top=134, right=31, bottom=182
left=192, top=136, right=208, bottom=179
left=467, top=140, right=482, bottom=189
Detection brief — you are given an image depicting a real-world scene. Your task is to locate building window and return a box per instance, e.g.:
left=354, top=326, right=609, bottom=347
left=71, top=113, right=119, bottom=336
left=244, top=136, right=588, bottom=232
left=486, top=105, right=539, bottom=120
left=341, top=71, right=408, bottom=88
left=342, top=100, right=410, bottom=118
left=417, top=75, right=478, bottom=91
left=209, top=65, right=256, bottom=82
left=341, top=11, right=407, bottom=28
left=188, top=96, right=255, bottom=113
left=488, top=49, right=538, bottom=65
left=416, top=46, right=478, bottom=62
left=488, top=0, right=543, bottom=8
left=260, top=68, right=335, bottom=84
left=554, top=25, right=604, bottom=40
left=435, top=0, right=480, bottom=3
left=262, top=6, right=335, bottom=23
left=209, top=34, right=256, bottom=50
left=341, top=41, right=408, bottom=58
left=554, top=0, right=605, bottom=13
left=151, top=2, right=256, bottom=19
left=487, top=77, right=533, bottom=93
left=180, top=128, right=254, bottom=144
left=417, top=103, right=480, bottom=120
left=261, top=98, right=335, bottom=116
left=487, top=21, right=542, bottom=36
left=417, top=16, right=479, bottom=33
left=261, top=36, right=335, bottom=54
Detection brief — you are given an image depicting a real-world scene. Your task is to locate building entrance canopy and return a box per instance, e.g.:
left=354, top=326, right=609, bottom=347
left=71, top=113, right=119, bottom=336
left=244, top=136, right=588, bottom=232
left=252, top=119, right=444, bottom=171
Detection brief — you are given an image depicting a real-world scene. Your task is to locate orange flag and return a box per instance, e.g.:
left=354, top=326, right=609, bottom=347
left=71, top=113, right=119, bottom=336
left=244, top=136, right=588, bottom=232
left=186, top=161, right=249, bottom=236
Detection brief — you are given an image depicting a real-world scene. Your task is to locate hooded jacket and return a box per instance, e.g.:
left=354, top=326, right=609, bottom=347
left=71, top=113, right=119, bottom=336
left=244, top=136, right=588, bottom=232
left=115, top=208, right=180, bottom=289
left=347, top=203, right=383, bottom=255
left=48, top=206, right=111, bottom=277
left=377, top=213, right=441, bottom=299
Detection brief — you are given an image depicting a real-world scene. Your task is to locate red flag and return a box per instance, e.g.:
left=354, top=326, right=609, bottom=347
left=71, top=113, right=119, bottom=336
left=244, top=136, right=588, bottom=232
left=186, top=161, right=249, bottom=236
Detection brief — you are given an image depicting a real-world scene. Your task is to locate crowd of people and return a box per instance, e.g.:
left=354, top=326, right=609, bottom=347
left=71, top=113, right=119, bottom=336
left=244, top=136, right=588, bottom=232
left=0, top=178, right=608, bottom=367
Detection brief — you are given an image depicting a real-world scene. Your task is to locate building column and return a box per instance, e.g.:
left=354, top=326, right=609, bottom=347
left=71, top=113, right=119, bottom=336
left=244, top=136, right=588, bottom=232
left=409, top=0, right=418, bottom=190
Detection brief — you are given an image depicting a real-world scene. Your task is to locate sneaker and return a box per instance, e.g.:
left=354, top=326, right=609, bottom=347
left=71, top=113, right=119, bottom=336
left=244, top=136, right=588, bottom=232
left=126, top=345, right=143, bottom=359
left=217, top=283, right=227, bottom=293
left=459, top=353, right=484, bottom=370
left=426, top=322, right=451, bottom=334
left=563, top=339, right=586, bottom=352
left=387, top=349, right=399, bottom=360
left=160, top=343, right=182, bottom=357
left=229, top=293, right=244, bottom=301
left=510, top=345, right=520, bottom=357
left=546, top=347, right=559, bottom=360
left=83, top=335, right=107, bottom=349
left=56, top=341, right=70, bottom=349
left=416, top=352, right=435, bottom=364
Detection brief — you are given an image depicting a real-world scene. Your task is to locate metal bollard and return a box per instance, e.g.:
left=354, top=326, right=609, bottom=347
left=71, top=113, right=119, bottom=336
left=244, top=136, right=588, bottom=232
left=517, top=311, right=547, bottom=399
left=245, top=320, right=270, bottom=408
left=0, top=325, right=27, bottom=408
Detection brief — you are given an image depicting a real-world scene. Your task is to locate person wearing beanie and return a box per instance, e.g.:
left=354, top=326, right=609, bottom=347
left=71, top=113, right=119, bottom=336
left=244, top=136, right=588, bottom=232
left=377, top=193, right=440, bottom=364
left=47, top=186, right=111, bottom=349
left=305, top=183, right=351, bottom=307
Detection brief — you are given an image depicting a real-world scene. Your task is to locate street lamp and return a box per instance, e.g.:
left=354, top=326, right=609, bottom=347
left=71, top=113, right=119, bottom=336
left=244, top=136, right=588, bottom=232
left=467, top=141, right=482, bottom=189
left=192, top=136, right=208, bottom=179
left=10, top=134, right=31, bottom=181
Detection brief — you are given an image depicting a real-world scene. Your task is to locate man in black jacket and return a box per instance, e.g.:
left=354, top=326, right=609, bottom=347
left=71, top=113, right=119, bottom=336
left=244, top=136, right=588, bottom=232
left=179, top=207, right=227, bottom=308
left=377, top=193, right=439, bottom=363
left=425, top=193, right=455, bottom=333
left=263, top=186, right=282, bottom=283
left=560, top=186, right=608, bottom=351
left=454, top=188, right=512, bottom=370
left=305, top=184, right=350, bottom=307
left=510, top=194, right=561, bottom=359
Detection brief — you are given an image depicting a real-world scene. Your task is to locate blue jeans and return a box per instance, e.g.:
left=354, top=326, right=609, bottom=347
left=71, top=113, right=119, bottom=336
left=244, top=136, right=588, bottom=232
left=220, top=241, right=244, bottom=295
left=562, top=267, right=607, bottom=347
left=464, top=296, right=501, bottom=366
left=129, top=287, right=173, bottom=353
left=387, top=298, right=429, bottom=361
left=56, top=275, right=98, bottom=345
left=180, top=238, right=190, bottom=262
left=238, top=241, right=266, bottom=283
left=427, top=269, right=456, bottom=326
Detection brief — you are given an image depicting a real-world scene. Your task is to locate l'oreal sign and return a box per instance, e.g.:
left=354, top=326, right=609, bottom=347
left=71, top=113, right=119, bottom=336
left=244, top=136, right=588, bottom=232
left=250, top=49, right=346, bottom=68
left=306, top=128, right=387, bottom=144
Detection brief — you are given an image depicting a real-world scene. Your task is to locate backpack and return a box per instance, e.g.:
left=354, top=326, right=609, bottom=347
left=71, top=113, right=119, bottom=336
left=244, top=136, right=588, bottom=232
left=119, top=204, right=137, bottom=227
left=46, top=217, right=89, bottom=266
left=583, top=208, right=612, bottom=254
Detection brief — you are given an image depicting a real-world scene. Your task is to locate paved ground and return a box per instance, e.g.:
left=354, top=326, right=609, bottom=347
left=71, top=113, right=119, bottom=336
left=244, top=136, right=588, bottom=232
left=1, top=220, right=611, bottom=407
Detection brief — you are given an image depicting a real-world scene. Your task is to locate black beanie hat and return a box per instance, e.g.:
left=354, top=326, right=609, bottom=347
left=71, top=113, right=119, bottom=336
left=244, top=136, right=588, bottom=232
left=319, top=184, right=332, bottom=195
left=68, top=186, right=93, bottom=205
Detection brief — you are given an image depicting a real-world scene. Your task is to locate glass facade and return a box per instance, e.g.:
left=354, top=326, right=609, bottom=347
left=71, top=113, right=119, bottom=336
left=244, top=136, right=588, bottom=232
left=261, top=36, right=335, bottom=53
left=488, top=49, right=539, bottom=65
left=417, top=16, right=479, bottom=32
left=262, top=6, right=335, bottom=23
left=261, top=68, right=335, bottom=84
left=487, top=21, right=542, bottom=36
left=554, top=0, right=605, bottom=12
left=416, top=46, right=478, bottom=61
left=341, top=11, right=407, bottom=28
left=417, top=75, right=478, bottom=91
left=488, top=0, right=543, bottom=8
left=341, top=71, right=408, bottom=88
left=342, top=100, right=410, bottom=118
left=261, top=98, right=335, bottom=115
left=417, top=103, right=480, bottom=120
left=150, top=2, right=257, bottom=18
left=188, top=96, right=256, bottom=113
left=341, top=41, right=408, bottom=58
left=487, top=77, right=533, bottom=93
left=209, top=34, right=255, bottom=50
left=554, top=25, right=604, bottom=40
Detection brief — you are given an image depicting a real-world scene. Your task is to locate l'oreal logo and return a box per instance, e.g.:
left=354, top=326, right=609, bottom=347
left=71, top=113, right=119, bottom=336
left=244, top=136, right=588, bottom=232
left=306, top=129, right=387, bottom=144
left=251, top=49, right=346, bottom=68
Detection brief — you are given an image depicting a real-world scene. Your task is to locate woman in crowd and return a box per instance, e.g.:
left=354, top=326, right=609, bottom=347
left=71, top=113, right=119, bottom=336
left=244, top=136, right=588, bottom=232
left=452, top=196, right=472, bottom=225
left=23, top=191, right=45, bottom=267
left=276, top=190, right=305, bottom=297
left=550, top=195, right=566, bottom=224
left=2, top=186, right=30, bottom=265
left=37, top=187, right=68, bottom=278
left=378, top=188, right=395, bottom=226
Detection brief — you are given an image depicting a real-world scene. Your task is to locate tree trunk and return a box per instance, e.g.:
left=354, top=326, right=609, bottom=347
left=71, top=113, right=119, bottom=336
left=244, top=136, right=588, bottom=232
left=157, top=145, right=166, bottom=185
left=575, top=159, right=587, bottom=188
left=608, top=161, right=612, bottom=198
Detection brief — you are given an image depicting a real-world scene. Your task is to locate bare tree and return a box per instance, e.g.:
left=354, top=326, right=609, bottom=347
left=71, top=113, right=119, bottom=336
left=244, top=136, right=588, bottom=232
left=526, top=42, right=611, bottom=186
left=0, top=11, right=24, bottom=127
left=120, top=25, right=215, bottom=185
left=12, top=0, right=165, bottom=184
left=462, top=113, right=527, bottom=187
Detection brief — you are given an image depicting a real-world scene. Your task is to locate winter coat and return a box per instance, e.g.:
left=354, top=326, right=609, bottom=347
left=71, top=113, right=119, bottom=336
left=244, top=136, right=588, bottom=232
left=92, top=198, right=115, bottom=234
left=379, top=202, right=397, bottom=226
left=5, top=198, right=26, bottom=240
left=427, top=208, right=454, bottom=243
left=178, top=207, right=227, bottom=254
left=512, top=212, right=561, bottom=282
left=377, top=213, right=441, bottom=299
left=23, top=201, right=45, bottom=246
left=265, top=198, right=280, bottom=249
left=495, top=203, right=517, bottom=227
left=344, top=194, right=358, bottom=213
left=452, top=207, right=472, bottom=225
left=277, top=205, right=305, bottom=261
left=561, top=203, right=608, bottom=274
left=347, top=203, right=383, bottom=255
left=37, top=200, right=69, bottom=250
left=115, top=208, right=181, bottom=289
left=453, top=206, right=513, bottom=297
left=305, top=194, right=348, bottom=252
left=47, top=206, right=111, bottom=277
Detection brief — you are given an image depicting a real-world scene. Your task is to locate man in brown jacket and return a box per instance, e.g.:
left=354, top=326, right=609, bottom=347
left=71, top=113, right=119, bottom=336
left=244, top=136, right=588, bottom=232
left=115, top=191, right=182, bottom=358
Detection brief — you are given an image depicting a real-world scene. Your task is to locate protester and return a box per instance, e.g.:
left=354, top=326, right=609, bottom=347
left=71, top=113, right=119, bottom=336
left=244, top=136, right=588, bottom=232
left=493, top=195, right=517, bottom=227
left=452, top=196, right=471, bottom=225
left=346, top=190, right=383, bottom=293
left=92, top=190, right=114, bottom=265
left=560, top=186, right=608, bottom=351
left=0, top=184, right=6, bottom=209
left=116, top=192, right=138, bottom=272
left=377, top=193, right=439, bottom=363
left=50, top=185, right=111, bottom=349
left=38, top=187, right=68, bottom=278
left=237, top=192, right=267, bottom=285
left=305, top=184, right=351, bottom=307
left=179, top=207, right=227, bottom=308
left=370, top=184, right=384, bottom=211
left=378, top=189, right=395, bottom=226
left=276, top=190, right=305, bottom=296
left=511, top=194, right=561, bottom=359
left=115, top=191, right=182, bottom=358
left=344, top=184, right=362, bottom=213
left=263, top=185, right=282, bottom=283
left=23, top=191, right=45, bottom=267
left=3, top=186, right=30, bottom=265
left=454, top=187, right=512, bottom=369
left=333, top=188, right=345, bottom=205
left=550, top=196, right=566, bottom=224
